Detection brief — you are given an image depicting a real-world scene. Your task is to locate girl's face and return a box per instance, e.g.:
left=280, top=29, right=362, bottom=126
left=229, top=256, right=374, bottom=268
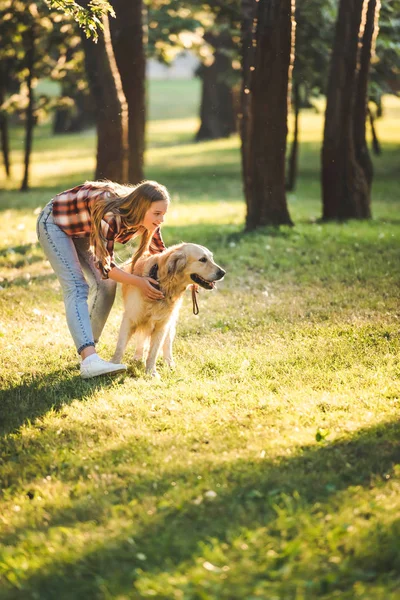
left=142, top=199, right=169, bottom=232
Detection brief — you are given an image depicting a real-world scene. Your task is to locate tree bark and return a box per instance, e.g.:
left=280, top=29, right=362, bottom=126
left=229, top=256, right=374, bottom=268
left=353, top=0, right=380, bottom=196
left=80, top=10, right=128, bottom=182
left=241, top=0, right=294, bottom=229
left=110, top=0, right=145, bottom=184
left=21, top=27, right=35, bottom=192
left=321, top=0, right=370, bottom=220
left=286, top=81, right=300, bottom=191
left=196, top=33, right=236, bottom=141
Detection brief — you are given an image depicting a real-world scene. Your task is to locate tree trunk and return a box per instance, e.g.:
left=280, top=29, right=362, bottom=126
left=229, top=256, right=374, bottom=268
left=241, top=0, right=294, bottom=229
left=0, top=112, right=10, bottom=179
left=353, top=0, right=380, bottom=196
left=0, top=64, right=11, bottom=179
left=110, top=0, right=145, bottom=184
left=368, top=107, right=381, bottom=155
left=196, top=35, right=236, bottom=141
left=240, top=0, right=256, bottom=226
left=21, top=27, right=35, bottom=192
left=80, top=10, right=128, bottom=182
left=321, top=0, right=370, bottom=220
left=286, top=81, right=300, bottom=191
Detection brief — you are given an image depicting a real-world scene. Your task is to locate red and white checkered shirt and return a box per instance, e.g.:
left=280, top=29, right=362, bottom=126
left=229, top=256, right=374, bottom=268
left=52, top=183, right=166, bottom=278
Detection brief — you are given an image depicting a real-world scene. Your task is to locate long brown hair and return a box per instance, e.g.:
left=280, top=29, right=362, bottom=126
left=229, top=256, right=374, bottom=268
left=89, top=180, right=170, bottom=270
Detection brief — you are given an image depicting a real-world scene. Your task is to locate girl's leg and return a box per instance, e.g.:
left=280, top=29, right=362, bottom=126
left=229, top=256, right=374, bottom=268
left=73, top=238, right=117, bottom=344
left=36, top=203, right=95, bottom=355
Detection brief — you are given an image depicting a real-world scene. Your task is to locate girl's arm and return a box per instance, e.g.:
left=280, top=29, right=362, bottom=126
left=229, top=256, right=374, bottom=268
left=108, top=266, right=164, bottom=301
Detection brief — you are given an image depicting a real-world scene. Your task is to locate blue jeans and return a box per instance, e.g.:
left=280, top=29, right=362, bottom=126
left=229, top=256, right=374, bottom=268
left=36, top=202, right=117, bottom=354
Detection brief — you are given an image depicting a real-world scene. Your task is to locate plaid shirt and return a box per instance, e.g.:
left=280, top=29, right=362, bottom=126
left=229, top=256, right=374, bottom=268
left=52, top=183, right=166, bottom=278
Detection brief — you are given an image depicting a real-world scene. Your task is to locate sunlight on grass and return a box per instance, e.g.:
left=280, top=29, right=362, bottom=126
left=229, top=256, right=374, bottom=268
left=148, top=117, right=200, bottom=135
left=0, top=83, right=399, bottom=599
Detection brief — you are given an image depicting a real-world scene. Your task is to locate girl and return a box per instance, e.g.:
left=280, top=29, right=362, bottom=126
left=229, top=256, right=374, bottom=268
left=36, top=179, right=170, bottom=379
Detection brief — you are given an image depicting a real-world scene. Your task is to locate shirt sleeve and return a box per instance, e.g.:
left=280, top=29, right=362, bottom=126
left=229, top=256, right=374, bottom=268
left=149, top=227, right=166, bottom=254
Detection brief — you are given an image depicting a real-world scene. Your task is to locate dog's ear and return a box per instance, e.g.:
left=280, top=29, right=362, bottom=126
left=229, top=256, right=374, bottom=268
left=167, top=250, right=187, bottom=275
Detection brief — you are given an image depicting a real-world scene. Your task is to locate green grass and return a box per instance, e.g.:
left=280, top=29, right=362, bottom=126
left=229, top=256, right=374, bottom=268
left=0, top=81, right=400, bottom=599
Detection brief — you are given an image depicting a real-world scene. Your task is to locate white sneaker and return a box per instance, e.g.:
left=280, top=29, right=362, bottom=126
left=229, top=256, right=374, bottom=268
left=80, top=355, right=127, bottom=379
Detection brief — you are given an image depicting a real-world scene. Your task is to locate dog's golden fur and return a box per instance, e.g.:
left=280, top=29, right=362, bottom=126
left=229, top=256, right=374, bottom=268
left=111, top=243, right=225, bottom=377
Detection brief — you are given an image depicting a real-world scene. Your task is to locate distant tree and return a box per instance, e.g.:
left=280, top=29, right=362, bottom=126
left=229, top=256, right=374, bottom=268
left=109, top=0, right=145, bottom=183
left=80, top=15, right=128, bottom=181
left=78, top=0, right=128, bottom=181
left=286, top=0, right=336, bottom=191
left=45, top=0, right=113, bottom=135
left=370, top=0, right=400, bottom=104
left=0, top=1, right=26, bottom=184
left=322, top=0, right=377, bottom=220
left=0, top=0, right=114, bottom=187
left=241, top=0, right=294, bottom=229
left=0, top=1, right=70, bottom=190
left=286, top=81, right=300, bottom=192
left=368, top=0, right=400, bottom=153
left=353, top=0, right=381, bottom=192
left=0, top=25, right=14, bottom=179
left=51, top=29, right=95, bottom=134
left=193, top=1, right=241, bottom=141
left=147, top=0, right=240, bottom=142
left=147, top=1, right=201, bottom=63
left=195, top=27, right=237, bottom=141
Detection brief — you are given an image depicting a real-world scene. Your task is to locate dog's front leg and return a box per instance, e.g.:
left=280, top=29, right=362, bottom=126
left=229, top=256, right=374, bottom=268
left=162, top=321, right=176, bottom=369
left=133, top=329, right=150, bottom=363
left=146, top=325, right=168, bottom=377
left=111, top=314, right=135, bottom=363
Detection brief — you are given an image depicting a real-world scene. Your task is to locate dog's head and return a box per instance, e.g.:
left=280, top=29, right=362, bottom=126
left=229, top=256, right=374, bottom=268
left=165, top=243, right=226, bottom=290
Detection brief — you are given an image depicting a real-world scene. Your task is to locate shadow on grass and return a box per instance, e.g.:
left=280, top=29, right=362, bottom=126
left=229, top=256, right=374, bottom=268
left=0, top=243, right=39, bottom=258
left=1, top=272, right=56, bottom=289
left=0, top=368, right=128, bottom=438
left=0, top=420, right=399, bottom=598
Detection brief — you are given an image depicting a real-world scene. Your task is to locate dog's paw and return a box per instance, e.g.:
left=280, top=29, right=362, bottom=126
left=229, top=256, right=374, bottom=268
left=146, top=369, right=161, bottom=379
left=133, top=355, right=145, bottom=363
left=164, top=359, right=176, bottom=370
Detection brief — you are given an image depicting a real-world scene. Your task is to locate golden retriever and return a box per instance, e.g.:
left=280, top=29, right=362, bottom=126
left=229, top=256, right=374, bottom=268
left=111, top=243, right=226, bottom=377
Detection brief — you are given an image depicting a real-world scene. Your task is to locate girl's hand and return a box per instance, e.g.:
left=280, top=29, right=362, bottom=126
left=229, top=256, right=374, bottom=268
left=135, top=276, right=165, bottom=301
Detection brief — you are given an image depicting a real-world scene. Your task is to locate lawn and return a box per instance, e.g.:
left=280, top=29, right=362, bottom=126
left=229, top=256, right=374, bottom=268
left=0, top=81, right=399, bottom=600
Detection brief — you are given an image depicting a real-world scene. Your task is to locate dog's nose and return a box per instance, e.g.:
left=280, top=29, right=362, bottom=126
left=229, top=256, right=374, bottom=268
left=217, top=268, right=226, bottom=279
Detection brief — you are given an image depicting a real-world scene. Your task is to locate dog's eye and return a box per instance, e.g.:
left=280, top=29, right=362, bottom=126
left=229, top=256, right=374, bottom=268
left=199, top=257, right=208, bottom=263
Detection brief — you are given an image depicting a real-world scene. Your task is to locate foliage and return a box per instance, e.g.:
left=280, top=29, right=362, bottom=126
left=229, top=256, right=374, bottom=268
left=0, top=82, right=400, bottom=598
left=146, top=0, right=204, bottom=64
left=294, top=0, right=337, bottom=104
left=146, top=0, right=241, bottom=88
left=44, top=0, right=114, bottom=41
left=0, top=1, right=81, bottom=122
left=370, top=0, right=400, bottom=109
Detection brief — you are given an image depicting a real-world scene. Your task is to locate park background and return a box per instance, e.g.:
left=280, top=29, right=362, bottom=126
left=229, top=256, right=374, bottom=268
left=0, top=1, right=400, bottom=598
